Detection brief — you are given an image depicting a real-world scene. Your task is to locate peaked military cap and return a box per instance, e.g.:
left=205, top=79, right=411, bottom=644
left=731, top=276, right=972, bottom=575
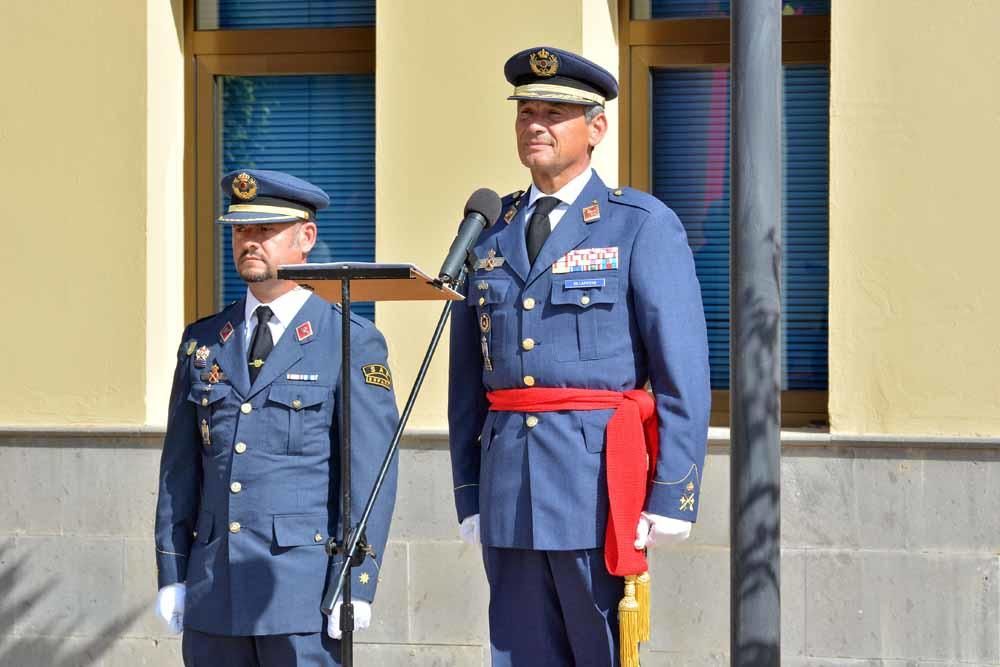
left=504, top=46, right=619, bottom=106
left=217, top=169, right=330, bottom=224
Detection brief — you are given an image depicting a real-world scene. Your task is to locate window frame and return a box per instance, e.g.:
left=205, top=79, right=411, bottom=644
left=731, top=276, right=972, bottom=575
left=617, top=5, right=831, bottom=427
left=183, top=0, right=375, bottom=321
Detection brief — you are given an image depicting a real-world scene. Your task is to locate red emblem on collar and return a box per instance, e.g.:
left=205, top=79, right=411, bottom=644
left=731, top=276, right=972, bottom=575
left=295, top=321, right=314, bottom=342
left=582, top=203, right=601, bottom=223
left=219, top=321, right=234, bottom=343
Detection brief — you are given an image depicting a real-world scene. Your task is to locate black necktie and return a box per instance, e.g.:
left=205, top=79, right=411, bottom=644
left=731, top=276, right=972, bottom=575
left=248, top=306, right=274, bottom=383
left=526, top=196, right=561, bottom=264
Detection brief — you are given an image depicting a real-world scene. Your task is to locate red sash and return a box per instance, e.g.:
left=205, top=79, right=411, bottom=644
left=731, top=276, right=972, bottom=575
left=486, top=388, right=658, bottom=576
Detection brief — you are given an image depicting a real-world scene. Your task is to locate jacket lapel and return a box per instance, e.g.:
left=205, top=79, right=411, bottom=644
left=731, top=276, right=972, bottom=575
left=213, top=300, right=252, bottom=399
left=524, top=172, right=606, bottom=288
left=495, top=200, right=531, bottom=283
left=245, top=293, right=323, bottom=399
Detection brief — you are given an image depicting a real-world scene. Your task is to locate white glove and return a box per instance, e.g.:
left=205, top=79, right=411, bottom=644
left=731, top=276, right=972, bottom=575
left=634, top=512, right=692, bottom=549
left=155, top=582, right=186, bottom=635
left=327, top=599, right=372, bottom=640
left=458, top=514, right=480, bottom=546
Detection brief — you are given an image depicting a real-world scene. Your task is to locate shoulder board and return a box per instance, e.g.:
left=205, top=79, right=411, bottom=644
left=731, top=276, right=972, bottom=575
left=332, top=303, right=376, bottom=329
left=502, top=189, right=525, bottom=205
left=607, top=186, right=663, bottom=213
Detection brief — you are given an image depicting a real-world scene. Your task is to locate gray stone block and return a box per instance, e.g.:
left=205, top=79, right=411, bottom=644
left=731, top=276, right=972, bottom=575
left=122, top=538, right=161, bottom=638
left=645, top=548, right=729, bottom=654
left=688, top=452, right=729, bottom=547
left=0, top=446, right=65, bottom=536
left=408, top=542, right=490, bottom=644
left=102, top=637, right=182, bottom=667
left=638, top=649, right=728, bottom=666
left=782, top=450, right=859, bottom=548
left=0, top=635, right=112, bottom=667
left=920, top=454, right=1000, bottom=551
left=13, top=536, right=143, bottom=640
left=62, top=447, right=160, bottom=538
left=393, top=447, right=461, bottom=542
left=355, top=642, right=485, bottom=667
left=851, top=450, right=926, bottom=551
left=782, top=548, right=806, bottom=657
left=365, top=541, right=409, bottom=644
left=804, top=551, right=999, bottom=663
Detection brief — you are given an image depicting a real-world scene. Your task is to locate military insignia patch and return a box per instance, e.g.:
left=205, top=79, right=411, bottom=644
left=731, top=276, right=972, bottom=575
left=194, top=345, right=210, bottom=368
left=503, top=207, right=516, bottom=223
left=362, top=364, right=392, bottom=390
left=552, top=246, right=619, bottom=274
left=479, top=313, right=491, bottom=333
left=529, top=48, right=559, bottom=77
left=359, top=572, right=370, bottom=585
left=185, top=340, right=198, bottom=356
left=582, top=201, right=601, bottom=223
left=219, top=322, right=234, bottom=344
left=679, top=482, right=696, bottom=512
left=474, top=248, right=506, bottom=272
left=206, top=363, right=224, bottom=384
left=295, top=321, right=314, bottom=342
left=232, top=172, right=258, bottom=201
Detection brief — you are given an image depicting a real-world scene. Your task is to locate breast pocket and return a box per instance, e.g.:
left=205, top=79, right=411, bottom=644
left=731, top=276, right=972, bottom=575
left=266, top=384, right=332, bottom=455
left=273, top=513, right=330, bottom=549
left=186, top=384, right=233, bottom=451
left=549, top=276, right=621, bottom=361
left=469, top=278, right=512, bottom=360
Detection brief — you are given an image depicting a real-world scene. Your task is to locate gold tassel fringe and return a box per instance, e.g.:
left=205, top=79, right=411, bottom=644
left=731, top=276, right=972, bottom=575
left=619, top=575, right=641, bottom=667
left=636, top=571, right=651, bottom=642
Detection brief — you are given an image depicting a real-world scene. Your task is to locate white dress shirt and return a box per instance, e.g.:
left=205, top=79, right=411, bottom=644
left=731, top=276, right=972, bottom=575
left=525, top=167, right=594, bottom=231
left=244, top=286, right=312, bottom=347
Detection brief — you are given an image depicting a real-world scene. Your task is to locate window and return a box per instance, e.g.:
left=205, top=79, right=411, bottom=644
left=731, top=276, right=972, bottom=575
left=619, top=1, right=830, bottom=426
left=185, top=0, right=376, bottom=322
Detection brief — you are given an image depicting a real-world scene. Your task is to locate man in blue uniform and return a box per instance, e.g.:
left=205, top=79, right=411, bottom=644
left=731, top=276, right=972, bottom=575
left=448, top=47, right=711, bottom=666
left=154, top=170, right=399, bottom=666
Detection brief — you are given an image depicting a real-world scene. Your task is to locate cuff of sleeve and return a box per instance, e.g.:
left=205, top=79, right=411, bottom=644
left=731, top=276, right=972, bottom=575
left=645, top=465, right=701, bottom=522
left=329, top=557, right=379, bottom=604
left=453, top=484, right=480, bottom=523
left=156, top=547, right=188, bottom=589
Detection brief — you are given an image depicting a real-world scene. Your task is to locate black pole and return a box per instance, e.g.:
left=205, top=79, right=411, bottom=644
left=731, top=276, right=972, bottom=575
left=325, top=266, right=468, bottom=612
left=339, top=275, right=354, bottom=666
left=730, top=1, right=782, bottom=666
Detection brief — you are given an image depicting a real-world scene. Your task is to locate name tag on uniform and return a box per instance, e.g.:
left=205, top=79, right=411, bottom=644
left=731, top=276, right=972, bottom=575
left=563, top=278, right=606, bottom=289
left=552, top=246, right=619, bottom=274
left=286, top=373, right=320, bottom=382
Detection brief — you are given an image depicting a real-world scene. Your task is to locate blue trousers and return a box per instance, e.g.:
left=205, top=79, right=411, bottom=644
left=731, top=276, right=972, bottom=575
left=182, top=628, right=340, bottom=667
left=482, top=547, right=624, bottom=667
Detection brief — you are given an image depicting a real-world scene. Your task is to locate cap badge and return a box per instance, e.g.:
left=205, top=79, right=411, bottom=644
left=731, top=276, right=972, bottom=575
left=232, top=172, right=258, bottom=201
left=529, top=48, right=559, bottom=77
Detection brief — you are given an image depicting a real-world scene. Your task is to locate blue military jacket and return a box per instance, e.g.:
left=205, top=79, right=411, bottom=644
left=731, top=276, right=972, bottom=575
left=448, top=171, right=710, bottom=551
left=155, top=293, right=399, bottom=636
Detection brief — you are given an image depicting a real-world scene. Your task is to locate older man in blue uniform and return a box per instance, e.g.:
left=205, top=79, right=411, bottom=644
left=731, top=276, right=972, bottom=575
left=154, top=170, right=399, bottom=666
left=448, top=48, right=711, bottom=666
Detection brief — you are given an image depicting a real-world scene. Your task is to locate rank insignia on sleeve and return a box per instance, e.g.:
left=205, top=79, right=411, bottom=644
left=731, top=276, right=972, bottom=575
left=582, top=201, right=601, bottom=223
left=679, top=481, right=696, bottom=512
left=219, top=322, right=235, bottom=344
left=295, top=321, right=314, bottom=342
left=362, top=364, right=392, bottom=390
left=185, top=340, right=198, bottom=356
left=194, top=345, right=210, bottom=369
left=359, top=572, right=370, bottom=585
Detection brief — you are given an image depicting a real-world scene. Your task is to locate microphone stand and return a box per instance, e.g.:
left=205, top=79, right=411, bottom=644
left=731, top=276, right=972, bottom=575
left=324, top=262, right=469, bottom=665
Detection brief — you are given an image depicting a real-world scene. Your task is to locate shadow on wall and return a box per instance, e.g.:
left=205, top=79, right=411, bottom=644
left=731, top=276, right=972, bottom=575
left=0, top=544, right=148, bottom=667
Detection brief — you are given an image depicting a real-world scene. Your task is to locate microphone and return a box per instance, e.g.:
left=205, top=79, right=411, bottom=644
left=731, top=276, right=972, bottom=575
left=437, top=188, right=502, bottom=284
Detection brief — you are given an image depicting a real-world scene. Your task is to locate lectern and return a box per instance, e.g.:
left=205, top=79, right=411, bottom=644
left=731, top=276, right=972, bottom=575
left=276, top=262, right=462, bottom=666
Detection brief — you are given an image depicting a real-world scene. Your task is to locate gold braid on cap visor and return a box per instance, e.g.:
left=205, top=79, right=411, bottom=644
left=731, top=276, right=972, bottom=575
left=512, top=83, right=605, bottom=106
left=224, top=204, right=313, bottom=220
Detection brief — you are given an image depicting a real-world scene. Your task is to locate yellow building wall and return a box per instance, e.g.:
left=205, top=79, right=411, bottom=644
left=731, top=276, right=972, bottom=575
left=0, top=2, right=150, bottom=425
left=375, top=0, right=620, bottom=431
left=829, top=0, right=1000, bottom=436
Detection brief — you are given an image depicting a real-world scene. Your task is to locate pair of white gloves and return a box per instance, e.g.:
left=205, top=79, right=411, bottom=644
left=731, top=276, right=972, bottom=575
left=459, top=511, right=692, bottom=549
left=156, top=513, right=688, bottom=637
left=155, top=584, right=370, bottom=639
